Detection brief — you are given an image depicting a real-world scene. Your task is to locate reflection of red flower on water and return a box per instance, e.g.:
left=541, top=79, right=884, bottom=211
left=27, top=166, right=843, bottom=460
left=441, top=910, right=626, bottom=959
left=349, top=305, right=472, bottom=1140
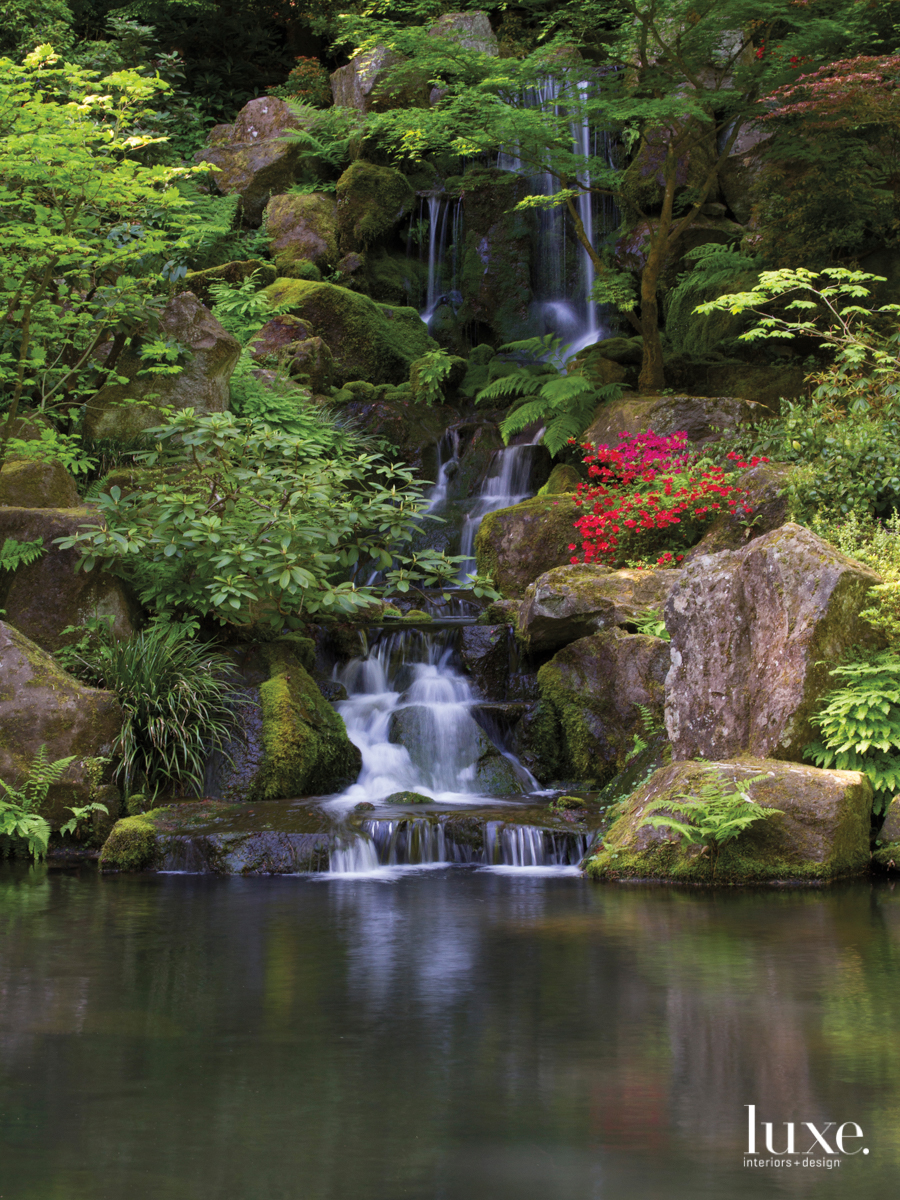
left=590, top=1077, right=671, bottom=1151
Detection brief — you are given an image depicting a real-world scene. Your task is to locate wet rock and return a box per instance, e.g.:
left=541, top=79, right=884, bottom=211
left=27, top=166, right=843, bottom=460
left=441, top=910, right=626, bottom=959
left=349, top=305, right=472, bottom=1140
left=84, top=293, right=240, bottom=441
left=873, top=796, right=900, bottom=872
left=683, top=461, right=794, bottom=561
left=459, top=625, right=512, bottom=697
left=336, top=161, right=414, bottom=254
left=518, top=564, right=680, bottom=650
left=581, top=392, right=756, bottom=449
left=0, top=460, right=80, bottom=508
left=665, top=523, right=883, bottom=762
left=0, top=620, right=124, bottom=826
left=516, top=630, right=670, bottom=785
left=474, top=496, right=580, bottom=598
left=262, top=277, right=436, bottom=385
left=385, top=790, right=432, bottom=805
left=264, top=192, right=339, bottom=274
left=585, top=757, right=872, bottom=884
left=0, top=507, right=136, bottom=652
left=429, top=11, right=498, bottom=54
left=195, top=97, right=306, bottom=224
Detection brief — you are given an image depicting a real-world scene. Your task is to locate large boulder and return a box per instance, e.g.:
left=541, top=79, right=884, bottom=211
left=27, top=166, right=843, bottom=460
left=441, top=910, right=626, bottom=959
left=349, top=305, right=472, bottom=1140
left=515, top=630, right=670, bottom=784
left=474, top=496, right=579, bottom=598
left=683, top=461, right=793, bottom=561
left=336, top=161, right=414, bottom=254
left=248, top=314, right=314, bottom=362
left=84, top=293, right=240, bottom=441
left=195, top=97, right=305, bottom=224
left=585, top=757, right=872, bottom=884
left=0, top=460, right=80, bottom=508
left=247, top=641, right=361, bottom=800
left=0, top=620, right=123, bottom=826
left=518, top=563, right=680, bottom=650
left=0, top=507, right=135, bottom=652
left=330, top=47, right=425, bottom=112
left=429, top=11, right=498, bottom=54
left=262, top=277, right=436, bottom=385
left=264, top=192, right=339, bottom=274
left=581, top=392, right=756, bottom=449
left=665, top=523, right=883, bottom=762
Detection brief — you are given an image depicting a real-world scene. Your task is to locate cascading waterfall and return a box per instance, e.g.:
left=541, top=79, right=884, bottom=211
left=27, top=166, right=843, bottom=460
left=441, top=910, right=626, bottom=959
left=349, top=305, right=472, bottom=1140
left=457, top=442, right=540, bottom=578
left=418, top=191, right=463, bottom=329
left=332, top=628, right=537, bottom=811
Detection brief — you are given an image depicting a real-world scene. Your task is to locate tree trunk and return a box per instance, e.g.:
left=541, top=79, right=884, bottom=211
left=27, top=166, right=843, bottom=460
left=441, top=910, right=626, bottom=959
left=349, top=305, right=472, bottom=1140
left=638, top=241, right=666, bottom=392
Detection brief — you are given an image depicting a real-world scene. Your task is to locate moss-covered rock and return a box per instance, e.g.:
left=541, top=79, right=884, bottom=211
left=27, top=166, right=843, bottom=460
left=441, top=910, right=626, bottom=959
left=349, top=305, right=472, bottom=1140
left=518, top=563, right=679, bottom=650
left=516, top=630, right=670, bottom=785
left=537, top=464, right=582, bottom=495
left=194, top=97, right=306, bottom=224
left=264, top=192, right=339, bottom=274
left=585, top=758, right=872, bottom=884
left=0, top=507, right=136, bottom=651
left=385, top=790, right=432, bottom=805
left=0, top=620, right=124, bottom=826
left=474, top=496, right=580, bottom=597
left=248, top=641, right=361, bottom=800
left=84, top=292, right=240, bottom=441
left=182, top=259, right=277, bottom=306
left=262, top=277, right=436, bottom=385
left=0, top=460, right=80, bottom=508
left=99, top=812, right=159, bottom=872
left=336, top=161, right=414, bottom=253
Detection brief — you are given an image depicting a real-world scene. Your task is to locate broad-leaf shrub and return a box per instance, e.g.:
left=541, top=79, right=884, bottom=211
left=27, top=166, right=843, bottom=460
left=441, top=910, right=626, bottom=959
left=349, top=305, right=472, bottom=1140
left=57, top=409, right=461, bottom=626
left=568, top=431, right=763, bottom=567
left=806, top=650, right=900, bottom=815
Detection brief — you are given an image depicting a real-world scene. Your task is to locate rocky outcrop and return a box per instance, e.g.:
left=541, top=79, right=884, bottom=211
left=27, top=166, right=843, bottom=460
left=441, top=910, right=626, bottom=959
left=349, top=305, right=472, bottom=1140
left=0, top=460, right=80, bottom=508
left=330, top=46, right=424, bottom=112
left=665, top=524, right=883, bottom=762
left=249, top=314, right=314, bottom=362
left=84, top=293, right=240, bottom=441
left=515, top=630, right=670, bottom=784
left=430, top=11, right=498, bottom=54
left=195, top=97, right=305, bottom=223
left=247, top=641, right=361, bottom=800
left=0, top=620, right=123, bottom=825
left=336, top=161, right=414, bottom=254
left=0, top=507, right=135, bottom=652
left=581, top=392, right=756, bottom=449
left=683, top=461, right=793, bottom=560
left=585, top=757, right=872, bottom=884
left=263, top=277, right=436, bottom=385
left=264, top=192, right=339, bottom=274
left=474, top=496, right=579, bottom=598
left=518, top=564, right=679, bottom=650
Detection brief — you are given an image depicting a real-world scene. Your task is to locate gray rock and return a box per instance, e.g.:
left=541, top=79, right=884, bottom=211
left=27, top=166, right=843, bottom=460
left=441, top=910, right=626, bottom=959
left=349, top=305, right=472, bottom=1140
left=459, top=625, right=511, bottom=697
left=429, top=11, right=498, bottom=54
left=84, top=293, right=240, bottom=441
left=581, top=392, right=756, bottom=449
left=330, top=47, right=423, bottom=112
left=682, top=461, right=793, bottom=561
left=664, top=523, right=883, bottom=762
left=195, top=97, right=306, bottom=224
left=0, top=620, right=124, bottom=826
left=0, top=507, right=136, bottom=652
left=585, top=757, right=872, bottom=883
left=518, top=563, right=680, bottom=650
left=474, top=496, right=580, bottom=598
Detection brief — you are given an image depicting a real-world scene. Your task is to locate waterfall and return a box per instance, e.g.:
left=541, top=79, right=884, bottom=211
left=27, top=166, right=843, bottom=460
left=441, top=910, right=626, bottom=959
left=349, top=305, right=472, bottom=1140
left=331, top=627, right=537, bottom=809
left=419, top=192, right=463, bottom=330
left=457, top=442, right=540, bottom=579
left=327, top=816, right=590, bottom=875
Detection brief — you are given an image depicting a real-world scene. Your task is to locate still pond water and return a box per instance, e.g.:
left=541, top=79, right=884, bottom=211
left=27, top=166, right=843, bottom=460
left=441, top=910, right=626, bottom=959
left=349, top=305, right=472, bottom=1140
left=1, top=865, right=899, bottom=1200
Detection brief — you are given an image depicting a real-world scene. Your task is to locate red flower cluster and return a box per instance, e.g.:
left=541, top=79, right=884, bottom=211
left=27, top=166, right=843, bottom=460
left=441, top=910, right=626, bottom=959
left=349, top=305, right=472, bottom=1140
left=566, top=433, right=767, bottom=567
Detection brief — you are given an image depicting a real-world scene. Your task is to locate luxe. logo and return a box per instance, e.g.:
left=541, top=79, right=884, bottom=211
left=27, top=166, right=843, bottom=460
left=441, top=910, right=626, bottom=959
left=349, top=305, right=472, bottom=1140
left=744, top=1105, right=869, bottom=1169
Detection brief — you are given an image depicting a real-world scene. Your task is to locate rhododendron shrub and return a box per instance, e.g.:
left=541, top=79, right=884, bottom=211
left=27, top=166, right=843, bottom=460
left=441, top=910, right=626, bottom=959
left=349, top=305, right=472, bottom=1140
left=568, top=431, right=766, bottom=567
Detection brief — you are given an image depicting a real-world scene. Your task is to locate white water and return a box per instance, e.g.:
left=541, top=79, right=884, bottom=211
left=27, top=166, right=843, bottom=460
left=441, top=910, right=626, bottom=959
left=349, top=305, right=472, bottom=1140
left=457, top=442, right=540, bottom=579
left=328, top=816, right=590, bottom=875
left=419, top=192, right=463, bottom=330
left=331, top=630, right=537, bottom=812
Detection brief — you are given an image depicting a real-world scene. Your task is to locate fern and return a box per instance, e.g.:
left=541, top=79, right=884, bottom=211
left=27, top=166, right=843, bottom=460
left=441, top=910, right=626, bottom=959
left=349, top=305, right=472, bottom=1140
left=0, top=745, right=77, bottom=861
left=805, top=648, right=900, bottom=814
left=666, top=242, right=760, bottom=357
left=0, top=538, right=45, bottom=573
left=476, top=336, right=624, bottom=455
left=632, top=609, right=670, bottom=640
left=180, top=186, right=243, bottom=271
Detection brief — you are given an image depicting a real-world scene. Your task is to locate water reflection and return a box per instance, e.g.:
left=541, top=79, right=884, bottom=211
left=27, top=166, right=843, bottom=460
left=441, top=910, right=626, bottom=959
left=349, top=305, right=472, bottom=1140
left=2, top=866, right=900, bottom=1198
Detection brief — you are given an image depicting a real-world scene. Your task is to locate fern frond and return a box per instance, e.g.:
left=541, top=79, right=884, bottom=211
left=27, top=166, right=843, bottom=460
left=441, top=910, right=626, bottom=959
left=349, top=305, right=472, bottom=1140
left=476, top=373, right=543, bottom=403
left=0, top=537, right=45, bottom=573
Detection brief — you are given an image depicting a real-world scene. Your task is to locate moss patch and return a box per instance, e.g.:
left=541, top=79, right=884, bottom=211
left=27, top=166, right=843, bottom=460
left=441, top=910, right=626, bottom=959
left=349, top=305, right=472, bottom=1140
left=336, top=161, right=414, bottom=253
left=474, top=496, right=580, bottom=598
left=99, top=812, right=159, bottom=872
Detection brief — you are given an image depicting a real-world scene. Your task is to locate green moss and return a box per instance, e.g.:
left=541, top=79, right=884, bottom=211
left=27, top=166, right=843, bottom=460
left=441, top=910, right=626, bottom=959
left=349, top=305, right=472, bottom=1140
left=534, top=658, right=616, bottom=788
left=249, top=642, right=361, bottom=800
left=183, top=260, right=277, bottom=306
left=98, top=812, right=159, bottom=872
left=263, top=278, right=435, bottom=385
left=284, top=258, right=323, bottom=282
left=474, top=496, right=581, bottom=597
left=385, top=790, right=432, bottom=804
left=336, top=161, right=414, bottom=252
left=538, top=464, right=582, bottom=495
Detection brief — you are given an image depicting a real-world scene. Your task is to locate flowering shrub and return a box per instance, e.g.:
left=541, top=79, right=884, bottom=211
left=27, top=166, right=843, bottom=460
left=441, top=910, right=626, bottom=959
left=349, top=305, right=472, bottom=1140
left=567, top=431, right=766, bottom=567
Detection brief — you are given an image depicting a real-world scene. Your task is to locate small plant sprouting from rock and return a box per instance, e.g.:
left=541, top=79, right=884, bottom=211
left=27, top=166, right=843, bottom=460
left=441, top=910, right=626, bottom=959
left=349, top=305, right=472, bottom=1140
left=805, top=648, right=900, bottom=815
left=0, top=746, right=107, bottom=861
left=625, top=703, right=662, bottom=765
left=632, top=609, right=670, bottom=641
left=637, top=769, right=779, bottom=878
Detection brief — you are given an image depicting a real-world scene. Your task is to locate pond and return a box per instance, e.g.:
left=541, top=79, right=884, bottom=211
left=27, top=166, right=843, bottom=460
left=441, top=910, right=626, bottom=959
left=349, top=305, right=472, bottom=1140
left=1, top=865, right=899, bottom=1199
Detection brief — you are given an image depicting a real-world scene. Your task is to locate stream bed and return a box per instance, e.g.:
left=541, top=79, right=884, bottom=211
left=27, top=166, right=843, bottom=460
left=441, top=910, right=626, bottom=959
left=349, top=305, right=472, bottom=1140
left=2, top=866, right=899, bottom=1199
